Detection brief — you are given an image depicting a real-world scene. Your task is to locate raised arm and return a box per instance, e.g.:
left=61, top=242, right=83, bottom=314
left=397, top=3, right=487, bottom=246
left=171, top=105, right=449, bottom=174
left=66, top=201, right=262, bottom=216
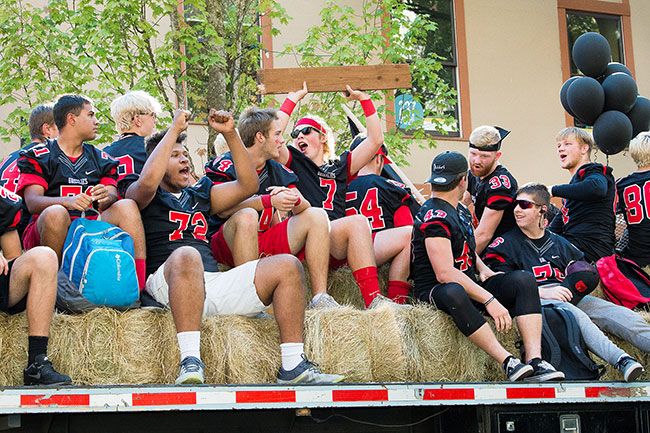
left=275, top=82, right=309, bottom=166
left=125, top=109, right=191, bottom=209
left=208, top=110, right=259, bottom=215
left=347, top=85, right=384, bottom=175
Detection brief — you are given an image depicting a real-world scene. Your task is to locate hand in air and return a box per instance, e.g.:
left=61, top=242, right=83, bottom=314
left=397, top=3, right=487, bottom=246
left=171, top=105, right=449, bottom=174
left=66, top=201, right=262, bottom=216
left=208, top=109, right=235, bottom=134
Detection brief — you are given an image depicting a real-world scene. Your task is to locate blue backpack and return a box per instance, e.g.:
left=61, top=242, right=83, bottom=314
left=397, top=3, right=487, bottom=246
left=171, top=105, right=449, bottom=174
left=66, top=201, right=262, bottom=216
left=61, top=217, right=138, bottom=307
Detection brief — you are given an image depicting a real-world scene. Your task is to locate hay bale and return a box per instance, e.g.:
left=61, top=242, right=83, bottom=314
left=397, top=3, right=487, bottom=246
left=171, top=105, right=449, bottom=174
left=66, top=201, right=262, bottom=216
left=0, top=313, right=28, bottom=385
left=363, top=303, right=408, bottom=382
left=304, top=306, right=372, bottom=381
left=399, top=303, right=488, bottom=382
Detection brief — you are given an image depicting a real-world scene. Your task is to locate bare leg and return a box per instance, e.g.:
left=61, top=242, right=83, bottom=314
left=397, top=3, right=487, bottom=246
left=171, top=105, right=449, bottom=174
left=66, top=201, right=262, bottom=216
left=468, top=323, right=512, bottom=364
left=222, top=208, right=259, bottom=266
left=329, top=215, right=375, bottom=270
left=516, top=313, right=543, bottom=361
left=253, top=254, right=305, bottom=343
left=164, top=247, right=205, bottom=333
left=37, top=205, right=71, bottom=263
left=9, top=247, right=58, bottom=337
left=101, top=199, right=146, bottom=259
left=374, top=226, right=411, bottom=281
left=287, top=208, right=330, bottom=295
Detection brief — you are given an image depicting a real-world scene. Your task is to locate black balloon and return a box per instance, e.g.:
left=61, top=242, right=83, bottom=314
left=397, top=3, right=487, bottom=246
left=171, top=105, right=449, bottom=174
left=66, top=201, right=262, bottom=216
left=567, top=77, right=604, bottom=125
left=604, top=62, right=632, bottom=77
left=560, top=76, right=581, bottom=117
left=593, top=110, right=633, bottom=155
left=628, top=96, right=650, bottom=136
left=602, top=72, right=638, bottom=112
left=572, top=32, right=611, bottom=78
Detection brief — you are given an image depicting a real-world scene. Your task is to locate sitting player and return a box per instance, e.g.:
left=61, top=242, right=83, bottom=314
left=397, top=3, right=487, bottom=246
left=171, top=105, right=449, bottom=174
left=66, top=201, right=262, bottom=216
left=204, top=107, right=334, bottom=308
left=483, top=183, right=644, bottom=381
left=104, top=90, right=161, bottom=197
left=0, top=187, right=71, bottom=385
left=465, top=125, right=518, bottom=254
left=345, top=136, right=416, bottom=303
left=549, top=127, right=615, bottom=263
left=16, top=95, right=148, bottom=290
left=412, top=151, right=564, bottom=382
left=273, top=83, right=385, bottom=308
left=616, top=131, right=650, bottom=267
left=126, top=108, right=343, bottom=384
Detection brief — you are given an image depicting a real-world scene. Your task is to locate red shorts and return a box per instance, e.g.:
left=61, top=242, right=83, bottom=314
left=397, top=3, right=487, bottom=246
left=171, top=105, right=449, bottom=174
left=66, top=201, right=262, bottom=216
left=210, top=219, right=303, bottom=267
left=21, top=216, right=40, bottom=251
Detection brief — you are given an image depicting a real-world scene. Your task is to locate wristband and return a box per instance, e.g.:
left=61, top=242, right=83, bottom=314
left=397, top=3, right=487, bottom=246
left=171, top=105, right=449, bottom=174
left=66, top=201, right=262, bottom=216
left=360, top=99, right=376, bottom=117
left=294, top=197, right=301, bottom=207
left=483, top=296, right=496, bottom=307
left=280, top=98, right=297, bottom=116
left=261, top=194, right=272, bottom=209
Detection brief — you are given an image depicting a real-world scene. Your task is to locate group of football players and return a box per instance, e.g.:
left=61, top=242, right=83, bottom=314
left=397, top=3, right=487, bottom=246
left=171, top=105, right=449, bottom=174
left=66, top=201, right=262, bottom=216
left=1, top=82, right=649, bottom=386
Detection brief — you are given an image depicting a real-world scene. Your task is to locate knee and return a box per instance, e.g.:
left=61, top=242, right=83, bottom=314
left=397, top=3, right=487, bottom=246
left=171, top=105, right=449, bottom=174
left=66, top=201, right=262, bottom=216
left=167, top=246, right=203, bottom=272
left=39, top=205, right=70, bottom=229
left=510, top=271, right=539, bottom=296
left=275, top=254, right=303, bottom=278
left=229, top=208, right=258, bottom=230
left=436, top=283, right=470, bottom=309
left=24, top=246, right=58, bottom=273
left=349, top=214, right=371, bottom=231
left=108, top=198, right=140, bottom=218
left=303, top=207, right=329, bottom=226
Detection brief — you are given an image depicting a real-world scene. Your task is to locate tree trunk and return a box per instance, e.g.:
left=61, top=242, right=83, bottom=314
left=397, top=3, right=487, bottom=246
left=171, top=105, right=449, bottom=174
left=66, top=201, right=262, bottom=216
left=204, top=0, right=228, bottom=161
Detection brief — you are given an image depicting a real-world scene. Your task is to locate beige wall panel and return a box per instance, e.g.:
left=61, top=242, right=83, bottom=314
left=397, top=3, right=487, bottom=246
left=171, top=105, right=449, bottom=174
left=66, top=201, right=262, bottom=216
left=631, top=0, right=650, bottom=96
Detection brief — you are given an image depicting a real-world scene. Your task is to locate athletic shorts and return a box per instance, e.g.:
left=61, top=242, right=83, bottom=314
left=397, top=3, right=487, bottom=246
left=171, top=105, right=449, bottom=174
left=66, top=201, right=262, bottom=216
left=21, top=217, right=40, bottom=251
left=210, top=219, right=306, bottom=266
left=0, top=259, right=27, bottom=314
left=145, top=258, right=265, bottom=318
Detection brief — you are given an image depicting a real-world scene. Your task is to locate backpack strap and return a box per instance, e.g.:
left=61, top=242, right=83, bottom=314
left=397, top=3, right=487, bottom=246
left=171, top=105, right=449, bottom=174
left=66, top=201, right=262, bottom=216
left=541, top=306, right=562, bottom=367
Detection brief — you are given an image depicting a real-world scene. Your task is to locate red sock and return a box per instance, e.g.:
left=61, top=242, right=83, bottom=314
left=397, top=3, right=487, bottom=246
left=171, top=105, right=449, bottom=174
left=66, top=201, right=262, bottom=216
left=388, top=280, right=411, bottom=304
left=353, top=266, right=380, bottom=308
left=135, top=259, right=146, bottom=291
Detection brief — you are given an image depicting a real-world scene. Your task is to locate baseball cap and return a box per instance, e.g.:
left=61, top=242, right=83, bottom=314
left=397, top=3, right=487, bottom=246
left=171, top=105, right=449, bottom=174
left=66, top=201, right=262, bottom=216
left=349, top=134, right=393, bottom=165
left=564, top=260, right=600, bottom=305
left=427, top=151, right=468, bottom=185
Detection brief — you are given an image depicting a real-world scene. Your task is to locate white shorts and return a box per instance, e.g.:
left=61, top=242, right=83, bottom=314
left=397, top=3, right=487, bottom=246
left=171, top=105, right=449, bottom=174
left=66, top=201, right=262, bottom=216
left=145, top=259, right=265, bottom=317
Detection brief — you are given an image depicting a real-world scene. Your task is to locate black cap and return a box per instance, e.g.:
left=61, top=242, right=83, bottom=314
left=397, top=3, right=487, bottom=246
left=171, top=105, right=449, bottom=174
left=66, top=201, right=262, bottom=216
left=468, top=126, right=510, bottom=151
left=427, top=151, right=468, bottom=185
left=350, top=134, right=392, bottom=164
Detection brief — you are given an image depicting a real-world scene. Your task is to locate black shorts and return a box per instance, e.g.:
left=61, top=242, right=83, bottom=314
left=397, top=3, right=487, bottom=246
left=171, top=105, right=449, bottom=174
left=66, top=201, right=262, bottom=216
left=0, top=259, right=28, bottom=314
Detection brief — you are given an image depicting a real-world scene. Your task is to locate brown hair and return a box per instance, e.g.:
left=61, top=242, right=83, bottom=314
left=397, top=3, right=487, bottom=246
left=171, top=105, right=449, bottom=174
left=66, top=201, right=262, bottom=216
left=238, top=107, right=278, bottom=148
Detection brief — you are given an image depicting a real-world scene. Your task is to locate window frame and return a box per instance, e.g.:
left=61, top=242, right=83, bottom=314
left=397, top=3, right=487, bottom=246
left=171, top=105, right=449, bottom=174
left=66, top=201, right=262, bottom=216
left=557, top=0, right=635, bottom=127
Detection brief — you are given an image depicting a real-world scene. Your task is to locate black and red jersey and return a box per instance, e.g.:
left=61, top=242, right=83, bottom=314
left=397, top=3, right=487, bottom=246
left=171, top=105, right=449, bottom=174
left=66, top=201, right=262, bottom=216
left=204, top=151, right=299, bottom=233
left=0, top=141, right=42, bottom=193
left=467, top=164, right=518, bottom=236
left=549, top=162, right=616, bottom=263
left=345, top=174, right=416, bottom=232
left=16, top=140, right=118, bottom=218
left=284, top=146, right=351, bottom=220
left=141, top=176, right=217, bottom=276
left=103, top=134, right=147, bottom=197
left=616, top=170, right=650, bottom=266
left=483, top=227, right=584, bottom=286
left=0, top=187, right=22, bottom=236
left=411, top=198, right=477, bottom=297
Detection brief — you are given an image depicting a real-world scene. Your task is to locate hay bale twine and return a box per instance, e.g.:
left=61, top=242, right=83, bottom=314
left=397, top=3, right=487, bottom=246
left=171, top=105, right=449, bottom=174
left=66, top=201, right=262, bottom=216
left=304, top=306, right=372, bottom=381
left=0, top=313, right=28, bottom=385
left=399, top=304, right=488, bottom=382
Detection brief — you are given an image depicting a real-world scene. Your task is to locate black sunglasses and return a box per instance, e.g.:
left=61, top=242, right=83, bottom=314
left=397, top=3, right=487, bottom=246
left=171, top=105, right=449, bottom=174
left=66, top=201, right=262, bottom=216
left=291, top=126, right=320, bottom=139
left=515, top=199, right=541, bottom=210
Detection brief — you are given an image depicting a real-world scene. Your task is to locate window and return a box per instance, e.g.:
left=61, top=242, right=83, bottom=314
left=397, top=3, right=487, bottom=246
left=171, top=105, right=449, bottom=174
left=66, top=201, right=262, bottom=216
left=397, top=0, right=465, bottom=137
left=566, top=11, right=624, bottom=76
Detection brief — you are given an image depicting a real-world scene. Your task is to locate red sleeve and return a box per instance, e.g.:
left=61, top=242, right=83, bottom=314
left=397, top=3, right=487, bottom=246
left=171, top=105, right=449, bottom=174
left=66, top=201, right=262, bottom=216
left=100, top=177, right=118, bottom=187
left=393, top=205, right=414, bottom=227
left=17, top=173, right=48, bottom=196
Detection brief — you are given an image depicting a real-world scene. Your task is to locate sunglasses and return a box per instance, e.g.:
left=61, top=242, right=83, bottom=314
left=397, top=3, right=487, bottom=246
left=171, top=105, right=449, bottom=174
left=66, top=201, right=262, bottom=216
left=515, top=199, right=541, bottom=209
left=291, top=126, right=320, bottom=139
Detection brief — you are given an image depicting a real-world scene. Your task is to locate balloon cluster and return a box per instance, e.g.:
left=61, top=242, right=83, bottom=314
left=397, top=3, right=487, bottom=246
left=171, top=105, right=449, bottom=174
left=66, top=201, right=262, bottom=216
left=560, top=32, right=650, bottom=155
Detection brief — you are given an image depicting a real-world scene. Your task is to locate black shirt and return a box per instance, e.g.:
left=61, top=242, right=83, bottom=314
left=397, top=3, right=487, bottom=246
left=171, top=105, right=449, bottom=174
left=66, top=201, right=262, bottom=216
left=467, top=164, right=518, bottom=238
left=616, top=170, right=650, bottom=266
left=103, top=134, right=148, bottom=198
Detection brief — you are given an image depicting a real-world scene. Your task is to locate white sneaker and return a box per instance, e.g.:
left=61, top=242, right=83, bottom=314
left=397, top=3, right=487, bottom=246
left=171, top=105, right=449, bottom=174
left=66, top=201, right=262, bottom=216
left=175, top=356, right=205, bottom=384
left=277, top=355, right=344, bottom=384
left=308, top=293, right=340, bottom=309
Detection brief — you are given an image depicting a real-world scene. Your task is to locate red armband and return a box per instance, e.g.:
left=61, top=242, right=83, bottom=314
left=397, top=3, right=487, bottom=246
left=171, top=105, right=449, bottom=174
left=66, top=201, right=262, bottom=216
left=261, top=194, right=272, bottom=209
left=294, top=197, right=301, bottom=207
left=360, top=99, right=376, bottom=117
left=280, top=98, right=297, bottom=116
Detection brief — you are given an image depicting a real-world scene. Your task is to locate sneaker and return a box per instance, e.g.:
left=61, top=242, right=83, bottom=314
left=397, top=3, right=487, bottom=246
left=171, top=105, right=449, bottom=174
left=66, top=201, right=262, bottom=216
left=23, top=355, right=72, bottom=386
left=308, top=293, right=340, bottom=309
left=525, top=358, right=565, bottom=382
left=277, top=354, right=345, bottom=384
left=616, top=356, right=644, bottom=382
left=175, top=356, right=205, bottom=385
left=503, top=356, right=534, bottom=382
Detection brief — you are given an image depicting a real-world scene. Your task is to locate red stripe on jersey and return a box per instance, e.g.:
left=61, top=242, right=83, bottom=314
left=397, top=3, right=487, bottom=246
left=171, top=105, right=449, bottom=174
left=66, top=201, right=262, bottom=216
left=21, top=157, right=43, bottom=175
left=9, top=207, right=22, bottom=229
left=393, top=205, right=414, bottom=227
left=420, top=220, right=451, bottom=237
left=100, top=177, right=117, bottom=187
left=484, top=252, right=505, bottom=263
left=486, top=195, right=513, bottom=206
left=401, top=193, right=412, bottom=203
left=17, top=173, right=48, bottom=195
left=346, top=151, right=354, bottom=184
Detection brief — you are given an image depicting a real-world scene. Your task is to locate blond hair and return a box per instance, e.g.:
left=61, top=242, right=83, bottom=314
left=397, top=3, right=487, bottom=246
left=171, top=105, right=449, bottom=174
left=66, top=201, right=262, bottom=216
left=469, top=125, right=501, bottom=149
left=110, top=91, right=162, bottom=133
left=629, top=131, right=650, bottom=168
left=556, top=127, right=594, bottom=154
left=297, top=114, right=335, bottom=160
